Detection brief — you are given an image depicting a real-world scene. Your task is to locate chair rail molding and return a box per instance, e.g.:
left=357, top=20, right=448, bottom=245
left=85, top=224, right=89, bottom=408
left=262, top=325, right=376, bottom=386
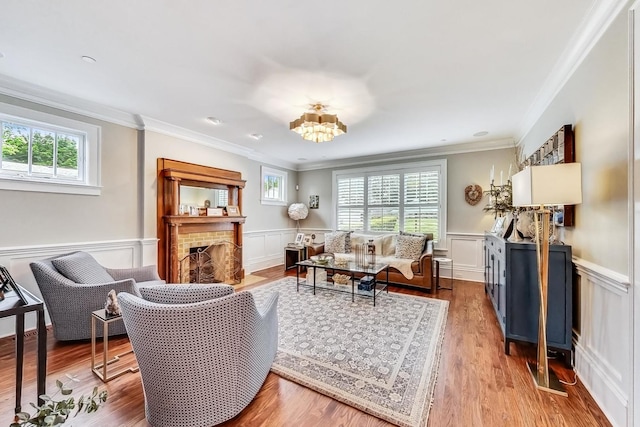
left=0, top=238, right=158, bottom=338
left=573, top=257, right=631, bottom=427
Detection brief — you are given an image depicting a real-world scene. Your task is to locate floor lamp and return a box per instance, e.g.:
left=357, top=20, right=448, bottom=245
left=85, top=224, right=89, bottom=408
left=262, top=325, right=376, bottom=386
left=511, top=163, right=582, bottom=396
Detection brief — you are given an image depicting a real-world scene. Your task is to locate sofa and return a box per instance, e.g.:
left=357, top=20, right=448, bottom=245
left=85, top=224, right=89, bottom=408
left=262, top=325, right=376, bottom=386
left=309, top=231, right=434, bottom=292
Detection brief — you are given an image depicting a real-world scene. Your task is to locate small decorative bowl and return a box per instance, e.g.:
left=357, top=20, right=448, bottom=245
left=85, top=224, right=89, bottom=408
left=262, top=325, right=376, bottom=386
left=310, top=254, right=332, bottom=265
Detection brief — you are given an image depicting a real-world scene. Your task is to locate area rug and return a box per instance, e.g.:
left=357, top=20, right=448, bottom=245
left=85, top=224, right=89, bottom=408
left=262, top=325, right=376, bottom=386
left=248, top=277, right=449, bottom=427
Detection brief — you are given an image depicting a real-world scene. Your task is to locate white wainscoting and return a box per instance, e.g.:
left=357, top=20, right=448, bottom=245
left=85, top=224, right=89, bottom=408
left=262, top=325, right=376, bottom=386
left=573, top=258, right=631, bottom=427
left=435, top=232, right=486, bottom=283
left=0, top=238, right=158, bottom=338
left=244, top=230, right=487, bottom=283
left=243, top=228, right=330, bottom=273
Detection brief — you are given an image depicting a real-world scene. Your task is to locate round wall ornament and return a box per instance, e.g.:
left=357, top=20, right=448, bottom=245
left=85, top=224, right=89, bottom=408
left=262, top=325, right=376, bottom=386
left=465, top=184, right=483, bottom=206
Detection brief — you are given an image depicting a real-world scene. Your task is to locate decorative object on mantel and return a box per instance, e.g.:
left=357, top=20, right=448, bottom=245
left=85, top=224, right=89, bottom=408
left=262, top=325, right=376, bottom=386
left=104, top=289, right=121, bottom=316
left=512, top=162, right=582, bottom=397
left=483, top=165, right=513, bottom=218
left=290, top=103, right=347, bottom=143
left=464, top=184, right=483, bottom=206
left=287, top=203, right=308, bottom=232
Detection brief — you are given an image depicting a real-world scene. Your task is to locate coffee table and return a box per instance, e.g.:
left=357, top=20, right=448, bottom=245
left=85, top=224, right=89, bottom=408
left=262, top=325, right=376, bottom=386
left=295, top=259, right=389, bottom=306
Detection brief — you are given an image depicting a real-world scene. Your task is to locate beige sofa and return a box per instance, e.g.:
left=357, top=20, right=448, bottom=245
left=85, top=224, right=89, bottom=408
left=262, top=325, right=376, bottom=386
left=310, top=232, right=434, bottom=293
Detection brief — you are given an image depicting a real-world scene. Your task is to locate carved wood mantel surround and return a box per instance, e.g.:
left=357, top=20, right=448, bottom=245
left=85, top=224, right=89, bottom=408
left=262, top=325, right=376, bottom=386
left=157, top=158, right=246, bottom=283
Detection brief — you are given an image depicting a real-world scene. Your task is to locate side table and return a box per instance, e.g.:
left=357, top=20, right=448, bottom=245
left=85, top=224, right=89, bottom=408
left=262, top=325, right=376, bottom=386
left=434, top=257, right=453, bottom=290
left=91, top=309, right=139, bottom=382
left=284, top=246, right=307, bottom=270
left=0, top=285, right=46, bottom=413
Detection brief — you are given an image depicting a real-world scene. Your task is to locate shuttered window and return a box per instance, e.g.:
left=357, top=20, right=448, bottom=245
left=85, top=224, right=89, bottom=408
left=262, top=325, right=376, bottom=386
left=334, top=160, right=446, bottom=242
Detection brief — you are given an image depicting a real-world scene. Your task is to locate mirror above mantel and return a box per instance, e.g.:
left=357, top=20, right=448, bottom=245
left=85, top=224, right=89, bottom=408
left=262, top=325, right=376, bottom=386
left=157, top=158, right=246, bottom=283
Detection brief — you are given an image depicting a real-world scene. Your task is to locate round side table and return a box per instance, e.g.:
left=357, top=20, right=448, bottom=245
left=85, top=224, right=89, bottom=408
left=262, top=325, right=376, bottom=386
left=433, top=257, right=453, bottom=290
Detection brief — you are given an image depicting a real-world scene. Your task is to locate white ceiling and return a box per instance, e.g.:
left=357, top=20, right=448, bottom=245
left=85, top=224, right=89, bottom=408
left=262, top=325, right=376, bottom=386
left=0, top=0, right=620, bottom=170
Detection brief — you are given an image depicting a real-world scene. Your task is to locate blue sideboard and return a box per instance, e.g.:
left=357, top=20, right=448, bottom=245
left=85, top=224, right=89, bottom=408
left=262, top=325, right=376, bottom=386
left=484, top=233, right=573, bottom=364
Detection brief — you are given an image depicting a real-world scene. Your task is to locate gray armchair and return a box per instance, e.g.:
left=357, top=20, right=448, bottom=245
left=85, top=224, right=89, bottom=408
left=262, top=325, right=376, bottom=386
left=30, top=251, right=165, bottom=341
left=118, top=284, right=279, bottom=427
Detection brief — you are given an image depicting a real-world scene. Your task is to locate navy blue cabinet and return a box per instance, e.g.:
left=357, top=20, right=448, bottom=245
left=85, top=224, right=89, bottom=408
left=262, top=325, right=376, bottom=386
left=484, top=233, right=572, bottom=361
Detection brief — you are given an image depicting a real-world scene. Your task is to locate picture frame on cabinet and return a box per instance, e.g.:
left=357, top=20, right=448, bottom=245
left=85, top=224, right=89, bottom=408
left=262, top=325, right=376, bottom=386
left=491, top=216, right=505, bottom=234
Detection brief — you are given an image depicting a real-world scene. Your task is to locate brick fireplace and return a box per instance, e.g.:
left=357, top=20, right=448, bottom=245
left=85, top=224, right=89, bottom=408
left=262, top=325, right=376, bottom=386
left=157, top=158, right=246, bottom=284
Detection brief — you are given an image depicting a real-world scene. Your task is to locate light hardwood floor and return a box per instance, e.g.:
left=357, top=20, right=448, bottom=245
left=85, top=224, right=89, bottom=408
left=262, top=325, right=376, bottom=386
left=0, top=266, right=610, bottom=426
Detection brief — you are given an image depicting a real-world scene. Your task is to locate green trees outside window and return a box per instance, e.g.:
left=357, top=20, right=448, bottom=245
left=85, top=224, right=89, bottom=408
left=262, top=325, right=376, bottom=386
left=1, top=122, right=80, bottom=179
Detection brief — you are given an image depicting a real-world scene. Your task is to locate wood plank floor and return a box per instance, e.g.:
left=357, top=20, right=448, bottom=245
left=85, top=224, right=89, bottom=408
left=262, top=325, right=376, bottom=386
left=0, top=266, right=611, bottom=427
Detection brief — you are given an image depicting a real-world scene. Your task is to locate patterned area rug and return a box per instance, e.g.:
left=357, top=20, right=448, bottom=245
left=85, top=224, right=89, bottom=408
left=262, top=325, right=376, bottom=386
left=249, top=277, right=449, bottom=427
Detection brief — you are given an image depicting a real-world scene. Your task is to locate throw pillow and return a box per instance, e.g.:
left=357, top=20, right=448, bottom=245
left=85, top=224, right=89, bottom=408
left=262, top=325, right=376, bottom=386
left=395, top=234, right=427, bottom=261
left=400, top=230, right=429, bottom=253
left=52, top=252, right=115, bottom=284
left=324, top=231, right=348, bottom=254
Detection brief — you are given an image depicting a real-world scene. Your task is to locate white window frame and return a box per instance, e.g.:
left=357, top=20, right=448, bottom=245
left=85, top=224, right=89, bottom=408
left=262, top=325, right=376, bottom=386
left=332, top=159, right=447, bottom=245
left=260, top=165, right=288, bottom=206
left=0, top=102, right=101, bottom=195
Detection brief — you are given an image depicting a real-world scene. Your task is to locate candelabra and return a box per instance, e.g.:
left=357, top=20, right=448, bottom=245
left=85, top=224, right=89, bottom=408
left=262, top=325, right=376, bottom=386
left=483, top=179, right=513, bottom=218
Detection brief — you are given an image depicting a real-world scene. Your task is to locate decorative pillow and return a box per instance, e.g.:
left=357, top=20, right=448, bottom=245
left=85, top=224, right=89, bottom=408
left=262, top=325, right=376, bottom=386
left=395, top=234, right=427, bottom=261
left=381, top=234, right=397, bottom=256
left=324, top=231, right=348, bottom=254
left=52, top=252, right=114, bottom=284
left=400, top=231, right=429, bottom=253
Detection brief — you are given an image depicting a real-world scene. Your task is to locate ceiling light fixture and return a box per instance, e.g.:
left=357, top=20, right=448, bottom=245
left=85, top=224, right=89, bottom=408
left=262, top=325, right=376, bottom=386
left=206, top=117, right=222, bottom=125
left=249, top=133, right=263, bottom=140
left=290, top=103, right=347, bottom=143
left=81, top=55, right=97, bottom=63
left=473, top=131, right=489, bottom=137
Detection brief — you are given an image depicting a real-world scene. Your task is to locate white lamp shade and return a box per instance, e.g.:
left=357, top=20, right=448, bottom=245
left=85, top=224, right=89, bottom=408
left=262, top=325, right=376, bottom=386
left=512, top=163, right=582, bottom=207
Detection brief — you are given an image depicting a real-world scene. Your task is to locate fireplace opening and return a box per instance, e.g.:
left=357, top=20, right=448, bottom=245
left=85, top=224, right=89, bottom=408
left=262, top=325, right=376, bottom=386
left=179, top=241, right=242, bottom=284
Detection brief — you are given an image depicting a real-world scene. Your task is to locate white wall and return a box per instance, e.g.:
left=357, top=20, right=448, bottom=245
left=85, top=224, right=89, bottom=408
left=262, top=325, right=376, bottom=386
left=520, top=8, right=631, bottom=427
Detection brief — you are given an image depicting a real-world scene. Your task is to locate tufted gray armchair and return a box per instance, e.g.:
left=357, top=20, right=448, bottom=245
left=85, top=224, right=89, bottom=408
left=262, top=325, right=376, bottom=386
left=30, top=251, right=165, bottom=341
left=118, top=284, right=279, bottom=427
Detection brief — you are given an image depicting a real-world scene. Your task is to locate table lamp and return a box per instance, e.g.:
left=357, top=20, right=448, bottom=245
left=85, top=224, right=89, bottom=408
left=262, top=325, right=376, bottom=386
left=511, top=162, right=582, bottom=396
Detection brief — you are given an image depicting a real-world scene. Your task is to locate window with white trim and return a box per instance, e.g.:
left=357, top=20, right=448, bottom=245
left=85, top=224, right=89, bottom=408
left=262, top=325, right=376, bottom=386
left=261, top=166, right=288, bottom=205
left=333, top=160, right=446, bottom=242
left=0, top=102, right=101, bottom=195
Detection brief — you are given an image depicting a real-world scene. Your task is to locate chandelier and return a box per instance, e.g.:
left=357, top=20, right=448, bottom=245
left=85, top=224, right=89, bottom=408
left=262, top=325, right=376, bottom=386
left=289, top=103, right=347, bottom=143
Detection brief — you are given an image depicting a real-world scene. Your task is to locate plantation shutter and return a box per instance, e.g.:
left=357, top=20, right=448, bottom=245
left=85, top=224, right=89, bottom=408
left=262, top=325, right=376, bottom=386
left=403, top=171, right=439, bottom=239
left=336, top=176, right=365, bottom=231
left=367, top=174, right=400, bottom=231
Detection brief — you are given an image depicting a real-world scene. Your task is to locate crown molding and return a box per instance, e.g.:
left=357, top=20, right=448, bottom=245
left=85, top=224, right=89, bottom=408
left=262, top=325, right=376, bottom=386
left=296, top=138, right=515, bottom=171
left=517, top=0, right=631, bottom=143
left=0, top=74, right=141, bottom=129
left=141, top=116, right=297, bottom=171
left=0, top=74, right=296, bottom=170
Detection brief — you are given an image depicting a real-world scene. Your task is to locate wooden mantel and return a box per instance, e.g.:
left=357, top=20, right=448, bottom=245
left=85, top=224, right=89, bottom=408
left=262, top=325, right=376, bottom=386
left=157, top=158, right=246, bottom=282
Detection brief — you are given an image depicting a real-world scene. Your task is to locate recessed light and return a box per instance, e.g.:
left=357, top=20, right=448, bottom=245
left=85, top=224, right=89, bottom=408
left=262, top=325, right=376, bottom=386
left=81, top=55, right=96, bottom=63
left=473, top=131, right=489, bottom=137
left=206, top=117, right=222, bottom=125
left=249, top=133, right=263, bottom=140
